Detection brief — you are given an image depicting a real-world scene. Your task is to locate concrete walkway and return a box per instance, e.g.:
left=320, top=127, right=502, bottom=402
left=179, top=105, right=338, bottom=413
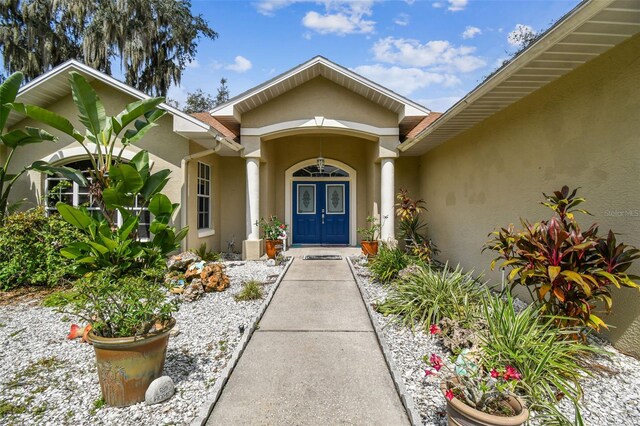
left=206, top=254, right=409, bottom=425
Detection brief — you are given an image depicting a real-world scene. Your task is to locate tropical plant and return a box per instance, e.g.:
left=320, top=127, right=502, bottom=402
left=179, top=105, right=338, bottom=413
left=256, top=216, right=287, bottom=241
left=480, top=293, right=599, bottom=421
left=411, top=240, right=440, bottom=265
left=0, top=0, right=217, bottom=96
left=357, top=215, right=381, bottom=241
left=484, top=186, right=640, bottom=331
left=395, top=188, right=426, bottom=222
left=10, top=71, right=186, bottom=275
left=0, top=72, right=85, bottom=223
left=234, top=280, right=264, bottom=301
left=0, top=207, right=84, bottom=290
left=191, top=242, right=221, bottom=262
left=368, top=245, right=410, bottom=283
left=52, top=267, right=178, bottom=338
left=425, top=350, right=522, bottom=416
left=378, top=264, right=486, bottom=330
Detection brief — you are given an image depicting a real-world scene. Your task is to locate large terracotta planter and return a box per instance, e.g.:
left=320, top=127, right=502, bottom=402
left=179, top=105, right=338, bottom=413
left=88, top=318, right=175, bottom=407
left=361, top=240, right=379, bottom=257
left=440, top=382, right=529, bottom=426
left=265, top=239, right=283, bottom=259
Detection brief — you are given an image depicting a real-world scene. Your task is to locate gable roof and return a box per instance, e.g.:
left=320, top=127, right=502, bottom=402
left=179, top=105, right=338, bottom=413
left=7, top=59, right=240, bottom=151
left=400, top=0, right=640, bottom=155
left=209, top=56, right=432, bottom=138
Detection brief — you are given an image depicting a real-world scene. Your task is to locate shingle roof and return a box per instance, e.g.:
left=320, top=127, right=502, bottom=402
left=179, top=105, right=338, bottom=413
left=190, top=112, right=239, bottom=140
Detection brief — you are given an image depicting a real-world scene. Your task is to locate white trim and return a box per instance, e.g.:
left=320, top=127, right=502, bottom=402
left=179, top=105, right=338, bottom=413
left=285, top=158, right=357, bottom=246
left=39, top=144, right=140, bottom=165
left=196, top=162, right=212, bottom=231
left=198, top=229, right=216, bottom=238
left=241, top=118, right=398, bottom=139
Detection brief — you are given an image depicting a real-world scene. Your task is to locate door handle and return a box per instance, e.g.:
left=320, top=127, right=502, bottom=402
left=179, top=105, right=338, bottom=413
left=322, top=209, right=325, bottom=225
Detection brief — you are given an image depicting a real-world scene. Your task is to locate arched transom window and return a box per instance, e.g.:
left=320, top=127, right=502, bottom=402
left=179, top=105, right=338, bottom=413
left=292, top=164, right=349, bottom=178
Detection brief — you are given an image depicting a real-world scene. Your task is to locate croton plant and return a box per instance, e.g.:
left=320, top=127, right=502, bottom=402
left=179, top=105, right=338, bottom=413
left=484, top=186, right=640, bottom=331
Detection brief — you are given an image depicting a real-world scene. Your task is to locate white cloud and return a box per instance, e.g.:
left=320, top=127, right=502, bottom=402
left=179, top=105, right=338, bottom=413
left=405, top=0, right=416, bottom=5
left=372, top=37, right=486, bottom=73
left=254, top=0, right=297, bottom=16
left=167, top=84, right=188, bottom=107
left=352, top=64, right=460, bottom=96
left=433, top=0, right=468, bottom=12
left=447, top=0, right=468, bottom=12
left=462, top=26, right=481, bottom=39
left=508, top=24, right=535, bottom=46
left=302, top=1, right=376, bottom=35
left=225, top=56, right=253, bottom=73
left=394, top=13, right=410, bottom=27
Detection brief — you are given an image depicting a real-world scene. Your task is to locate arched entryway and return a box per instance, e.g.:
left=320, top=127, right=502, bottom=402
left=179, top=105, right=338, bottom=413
left=285, top=158, right=357, bottom=246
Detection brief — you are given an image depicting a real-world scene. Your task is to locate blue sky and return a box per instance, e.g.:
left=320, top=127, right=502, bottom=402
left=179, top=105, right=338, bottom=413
left=169, top=0, right=581, bottom=112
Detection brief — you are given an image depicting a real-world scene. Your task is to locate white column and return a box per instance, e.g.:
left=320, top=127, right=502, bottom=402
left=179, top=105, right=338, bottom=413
left=380, top=157, right=395, bottom=242
left=246, top=157, right=260, bottom=240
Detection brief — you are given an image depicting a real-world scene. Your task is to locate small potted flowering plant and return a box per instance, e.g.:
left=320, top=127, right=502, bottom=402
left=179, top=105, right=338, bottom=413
left=257, top=216, right=288, bottom=259
left=425, top=348, right=529, bottom=426
left=357, top=215, right=381, bottom=257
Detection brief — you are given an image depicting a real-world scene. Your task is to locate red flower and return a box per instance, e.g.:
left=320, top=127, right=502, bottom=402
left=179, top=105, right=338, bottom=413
left=424, top=369, right=435, bottom=377
left=429, top=354, right=444, bottom=371
left=445, top=389, right=455, bottom=401
left=279, top=224, right=286, bottom=229
left=490, top=369, right=500, bottom=378
left=429, top=324, right=441, bottom=335
left=503, top=365, right=521, bottom=381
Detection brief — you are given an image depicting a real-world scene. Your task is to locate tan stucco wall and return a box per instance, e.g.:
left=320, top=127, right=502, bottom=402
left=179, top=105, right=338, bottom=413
left=7, top=79, right=190, bottom=230
left=418, top=34, right=640, bottom=355
left=262, top=134, right=379, bottom=241
left=242, top=76, right=398, bottom=129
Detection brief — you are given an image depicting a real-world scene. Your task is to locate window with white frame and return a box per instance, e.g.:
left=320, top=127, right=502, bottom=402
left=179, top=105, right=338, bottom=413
left=197, top=162, right=211, bottom=230
left=44, top=159, right=151, bottom=240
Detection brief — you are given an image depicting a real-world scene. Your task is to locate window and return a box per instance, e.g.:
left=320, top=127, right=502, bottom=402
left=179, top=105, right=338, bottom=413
left=44, top=159, right=151, bottom=240
left=292, top=164, right=349, bottom=178
left=197, top=162, right=211, bottom=230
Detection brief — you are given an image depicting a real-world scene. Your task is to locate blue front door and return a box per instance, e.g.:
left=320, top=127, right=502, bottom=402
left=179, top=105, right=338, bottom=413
left=292, top=181, right=349, bottom=245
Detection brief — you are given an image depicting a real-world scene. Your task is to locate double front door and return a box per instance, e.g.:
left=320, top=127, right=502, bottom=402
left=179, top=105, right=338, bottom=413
left=292, top=181, right=349, bottom=245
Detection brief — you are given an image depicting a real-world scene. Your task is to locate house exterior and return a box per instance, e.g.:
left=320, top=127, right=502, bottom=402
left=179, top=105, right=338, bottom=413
left=4, top=0, right=639, bottom=355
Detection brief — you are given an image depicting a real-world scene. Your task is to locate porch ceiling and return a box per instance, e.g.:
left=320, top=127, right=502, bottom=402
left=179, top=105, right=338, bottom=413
left=400, top=0, right=640, bottom=155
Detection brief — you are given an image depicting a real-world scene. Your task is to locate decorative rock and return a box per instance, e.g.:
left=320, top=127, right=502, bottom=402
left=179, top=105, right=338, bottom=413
left=167, top=251, right=201, bottom=271
left=397, top=264, right=422, bottom=280
left=266, top=259, right=276, bottom=267
left=182, top=280, right=204, bottom=302
left=201, top=263, right=230, bottom=293
left=145, top=376, right=175, bottom=405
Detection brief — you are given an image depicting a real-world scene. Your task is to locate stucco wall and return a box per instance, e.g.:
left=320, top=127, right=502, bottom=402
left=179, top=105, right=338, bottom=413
left=418, top=34, right=640, bottom=355
left=242, top=76, right=398, bottom=129
left=262, top=133, right=379, bottom=242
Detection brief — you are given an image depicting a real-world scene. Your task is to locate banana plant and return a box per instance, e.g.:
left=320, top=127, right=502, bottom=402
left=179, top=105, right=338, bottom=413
left=0, top=72, right=86, bottom=224
left=8, top=71, right=186, bottom=275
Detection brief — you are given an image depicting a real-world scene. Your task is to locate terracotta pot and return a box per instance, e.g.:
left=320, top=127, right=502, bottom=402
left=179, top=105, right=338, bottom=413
left=361, top=240, right=379, bottom=257
left=440, top=381, right=529, bottom=426
left=88, top=318, right=175, bottom=407
left=265, top=239, right=283, bottom=259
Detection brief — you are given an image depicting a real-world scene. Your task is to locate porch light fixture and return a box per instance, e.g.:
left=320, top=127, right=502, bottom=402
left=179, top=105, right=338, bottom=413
left=316, top=155, right=325, bottom=173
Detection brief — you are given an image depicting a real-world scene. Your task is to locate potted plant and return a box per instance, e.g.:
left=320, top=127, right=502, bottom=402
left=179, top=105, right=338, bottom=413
left=425, top=351, right=529, bottom=426
left=357, top=215, right=381, bottom=257
left=257, top=216, right=287, bottom=259
left=23, top=72, right=187, bottom=406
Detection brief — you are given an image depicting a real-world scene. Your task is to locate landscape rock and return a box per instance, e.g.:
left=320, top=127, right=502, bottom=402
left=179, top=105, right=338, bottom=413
left=397, top=264, right=422, bottom=280
left=266, top=259, right=276, bottom=267
left=145, top=376, right=175, bottom=405
left=201, top=263, right=230, bottom=293
left=182, top=280, right=204, bottom=302
left=167, top=251, right=201, bottom=271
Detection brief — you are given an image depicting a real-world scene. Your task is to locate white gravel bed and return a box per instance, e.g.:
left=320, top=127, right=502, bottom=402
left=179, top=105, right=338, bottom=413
left=350, top=256, right=640, bottom=426
left=0, top=260, right=285, bottom=426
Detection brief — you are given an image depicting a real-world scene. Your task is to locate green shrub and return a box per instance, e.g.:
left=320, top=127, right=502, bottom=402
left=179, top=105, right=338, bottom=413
left=191, top=243, right=221, bottom=262
left=0, top=207, right=84, bottom=290
left=480, top=293, right=599, bottom=421
left=234, top=280, right=264, bottom=301
left=378, top=264, right=486, bottom=330
left=52, top=267, right=178, bottom=338
left=369, top=245, right=410, bottom=283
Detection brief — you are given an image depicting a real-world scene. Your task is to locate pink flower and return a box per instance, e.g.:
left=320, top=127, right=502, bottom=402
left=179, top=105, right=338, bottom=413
left=490, top=369, right=501, bottom=379
left=424, top=369, right=435, bottom=377
left=429, top=354, right=444, bottom=371
left=429, top=324, right=441, bottom=335
left=503, top=365, right=521, bottom=381
left=445, top=389, right=455, bottom=401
